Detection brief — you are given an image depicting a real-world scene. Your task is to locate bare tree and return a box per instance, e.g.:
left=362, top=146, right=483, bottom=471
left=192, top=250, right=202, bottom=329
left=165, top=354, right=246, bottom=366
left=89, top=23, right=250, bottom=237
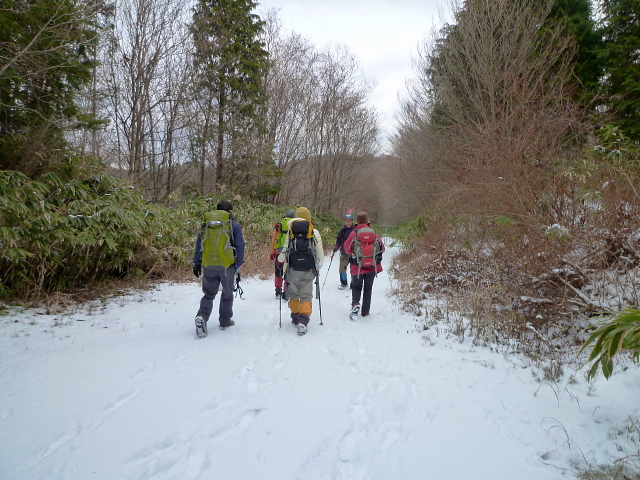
left=99, top=0, right=194, bottom=200
left=261, top=12, right=380, bottom=212
left=393, top=0, right=584, bottom=223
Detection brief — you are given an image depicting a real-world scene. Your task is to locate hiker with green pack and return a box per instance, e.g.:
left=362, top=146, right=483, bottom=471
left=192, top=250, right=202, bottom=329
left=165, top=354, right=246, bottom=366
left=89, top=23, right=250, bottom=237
left=193, top=200, right=245, bottom=338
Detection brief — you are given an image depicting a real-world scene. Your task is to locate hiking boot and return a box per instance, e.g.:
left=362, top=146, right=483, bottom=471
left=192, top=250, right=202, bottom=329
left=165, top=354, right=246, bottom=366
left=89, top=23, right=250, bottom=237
left=297, top=323, right=307, bottom=336
left=338, top=284, right=349, bottom=290
left=361, top=313, right=370, bottom=317
left=219, top=320, right=235, bottom=330
left=349, top=304, right=360, bottom=320
left=195, top=315, right=207, bottom=338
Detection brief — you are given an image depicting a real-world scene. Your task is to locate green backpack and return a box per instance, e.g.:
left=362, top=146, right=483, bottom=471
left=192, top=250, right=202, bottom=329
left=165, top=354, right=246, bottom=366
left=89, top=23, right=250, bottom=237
left=274, top=216, right=294, bottom=250
left=201, top=210, right=236, bottom=268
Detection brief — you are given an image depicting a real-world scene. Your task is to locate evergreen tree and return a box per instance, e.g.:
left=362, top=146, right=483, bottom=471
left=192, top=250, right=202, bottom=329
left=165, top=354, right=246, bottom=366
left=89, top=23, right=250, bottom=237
left=549, top=0, right=602, bottom=94
left=0, top=0, right=103, bottom=176
left=599, top=0, right=640, bottom=139
left=190, top=0, right=269, bottom=189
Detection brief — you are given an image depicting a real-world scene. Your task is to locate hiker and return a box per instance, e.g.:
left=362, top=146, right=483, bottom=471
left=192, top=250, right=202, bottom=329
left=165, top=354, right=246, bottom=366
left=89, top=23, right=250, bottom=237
left=332, top=212, right=355, bottom=289
left=344, top=211, right=385, bottom=319
left=270, top=209, right=296, bottom=299
left=278, top=207, right=324, bottom=335
left=193, top=200, right=245, bottom=337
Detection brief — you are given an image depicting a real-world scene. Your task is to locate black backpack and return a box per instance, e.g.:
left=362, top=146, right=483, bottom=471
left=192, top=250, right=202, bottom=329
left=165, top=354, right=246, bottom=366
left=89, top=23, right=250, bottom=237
left=286, top=219, right=317, bottom=271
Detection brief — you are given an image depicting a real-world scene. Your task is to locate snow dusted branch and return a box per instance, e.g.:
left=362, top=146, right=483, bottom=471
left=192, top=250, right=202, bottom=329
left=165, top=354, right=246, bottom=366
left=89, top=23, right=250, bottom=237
left=555, top=276, right=608, bottom=314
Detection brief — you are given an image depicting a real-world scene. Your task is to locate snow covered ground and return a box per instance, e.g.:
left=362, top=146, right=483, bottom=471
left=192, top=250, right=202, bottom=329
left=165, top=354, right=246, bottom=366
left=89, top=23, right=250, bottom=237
left=1, top=247, right=639, bottom=480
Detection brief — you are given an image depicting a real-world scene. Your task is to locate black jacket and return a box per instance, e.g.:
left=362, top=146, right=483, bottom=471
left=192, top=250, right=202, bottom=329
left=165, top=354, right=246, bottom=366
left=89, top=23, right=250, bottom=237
left=334, top=224, right=355, bottom=255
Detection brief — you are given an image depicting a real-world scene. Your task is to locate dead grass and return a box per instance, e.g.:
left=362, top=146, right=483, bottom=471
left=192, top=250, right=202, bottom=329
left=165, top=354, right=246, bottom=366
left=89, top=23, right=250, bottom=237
left=391, top=211, right=640, bottom=370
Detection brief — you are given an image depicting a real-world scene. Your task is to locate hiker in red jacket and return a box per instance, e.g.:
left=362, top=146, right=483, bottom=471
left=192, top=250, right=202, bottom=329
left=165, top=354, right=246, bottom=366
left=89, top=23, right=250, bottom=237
left=344, top=211, right=385, bottom=319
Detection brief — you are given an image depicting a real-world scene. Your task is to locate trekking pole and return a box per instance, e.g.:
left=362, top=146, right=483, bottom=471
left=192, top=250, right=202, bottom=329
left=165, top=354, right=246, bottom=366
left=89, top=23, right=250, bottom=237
left=279, top=282, right=282, bottom=329
left=315, top=272, right=323, bottom=326
left=279, top=274, right=287, bottom=329
left=321, top=253, right=334, bottom=291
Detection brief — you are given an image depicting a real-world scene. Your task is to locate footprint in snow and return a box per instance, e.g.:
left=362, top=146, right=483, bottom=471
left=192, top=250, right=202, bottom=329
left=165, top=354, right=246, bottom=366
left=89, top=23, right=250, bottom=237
left=128, top=362, right=155, bottom=381
left=14, top=420, right=82, bottom=473
left=268, top=342, right=283, bottom=356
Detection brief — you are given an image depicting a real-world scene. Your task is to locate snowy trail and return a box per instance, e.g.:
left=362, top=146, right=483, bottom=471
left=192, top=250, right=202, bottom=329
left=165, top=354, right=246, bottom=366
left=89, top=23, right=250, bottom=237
left=1, top=247, right=639, bottom=480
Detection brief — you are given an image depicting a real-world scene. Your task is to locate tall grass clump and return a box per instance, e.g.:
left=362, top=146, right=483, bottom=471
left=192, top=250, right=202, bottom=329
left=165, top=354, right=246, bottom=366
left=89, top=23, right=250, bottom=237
left=0, top=167, right=190, bottom=298
left=0, top=161, right=342, bottom=301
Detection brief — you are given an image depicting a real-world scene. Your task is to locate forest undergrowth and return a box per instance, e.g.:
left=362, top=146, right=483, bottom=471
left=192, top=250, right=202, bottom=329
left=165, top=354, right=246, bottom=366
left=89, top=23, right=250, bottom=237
left=391, top=126, right=640, bottom=372
left=0, top=159, right=340, bottom=309
left=390, top=214, right=640, bottom=372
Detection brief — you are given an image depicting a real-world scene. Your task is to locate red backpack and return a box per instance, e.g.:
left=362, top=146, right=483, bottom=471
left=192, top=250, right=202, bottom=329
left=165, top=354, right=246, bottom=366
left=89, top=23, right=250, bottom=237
left=352, top=227, right=383, bottom=275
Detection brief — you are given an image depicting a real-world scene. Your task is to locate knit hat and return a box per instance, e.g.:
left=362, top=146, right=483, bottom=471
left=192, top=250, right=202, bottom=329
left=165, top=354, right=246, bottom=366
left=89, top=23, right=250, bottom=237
left=356, top=211, right=370, bottom=224
left=345, top=213, right=354, bottom=220
left=296, top=207, right=312, bottom=222
left=285, top=209, right=296, bottom=218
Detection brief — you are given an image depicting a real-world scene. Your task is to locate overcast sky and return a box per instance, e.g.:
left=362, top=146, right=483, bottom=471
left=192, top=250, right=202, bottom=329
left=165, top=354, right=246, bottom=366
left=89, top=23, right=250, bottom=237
left=256, top=0, right=448, bottom=152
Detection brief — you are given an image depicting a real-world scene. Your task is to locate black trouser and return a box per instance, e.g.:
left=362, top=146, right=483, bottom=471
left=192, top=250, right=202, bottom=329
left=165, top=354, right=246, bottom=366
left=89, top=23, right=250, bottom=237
left=351, top=271, right=376, bottom=315
left=197, top=265, right=236, bottom=327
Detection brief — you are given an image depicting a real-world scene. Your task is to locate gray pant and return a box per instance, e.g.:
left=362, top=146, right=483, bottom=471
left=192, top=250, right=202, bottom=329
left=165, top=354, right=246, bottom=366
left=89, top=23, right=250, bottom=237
left=285, top=269, right=316, bottom=326
left=286, top=269, right=315, bottom=303
left=197, top=266, right=235, bottom=327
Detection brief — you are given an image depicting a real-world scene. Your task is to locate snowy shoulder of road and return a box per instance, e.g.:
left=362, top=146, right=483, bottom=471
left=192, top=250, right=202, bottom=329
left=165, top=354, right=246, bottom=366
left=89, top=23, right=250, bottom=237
left=1, top=247, right=639, bottom=480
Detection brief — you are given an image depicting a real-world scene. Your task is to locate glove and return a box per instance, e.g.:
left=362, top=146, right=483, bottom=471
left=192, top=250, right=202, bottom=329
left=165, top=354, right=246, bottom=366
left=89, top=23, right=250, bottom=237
left=235, top=267, right=241, bottom=282
left=317, top=264, right=322, bottom=271
left=270, top=252, right=276, bottom=261
left=193, top=265, right=201, bottom=278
